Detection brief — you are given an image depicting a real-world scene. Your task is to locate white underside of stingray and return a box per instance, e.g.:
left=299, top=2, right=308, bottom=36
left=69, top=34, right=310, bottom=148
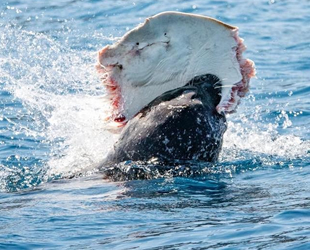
left=97, top=11, right=255, bottom=128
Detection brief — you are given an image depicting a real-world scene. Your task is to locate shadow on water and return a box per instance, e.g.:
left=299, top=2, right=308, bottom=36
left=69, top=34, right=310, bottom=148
left=97, top=160, right=271, bottom=211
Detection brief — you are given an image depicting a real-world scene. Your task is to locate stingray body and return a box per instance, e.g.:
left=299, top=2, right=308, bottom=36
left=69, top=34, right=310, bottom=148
left=97, top=11, right=255, bottom=126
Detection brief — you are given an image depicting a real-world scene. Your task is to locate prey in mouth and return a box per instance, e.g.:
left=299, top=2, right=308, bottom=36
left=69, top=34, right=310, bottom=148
left=96, top=11, right=255, bottom=177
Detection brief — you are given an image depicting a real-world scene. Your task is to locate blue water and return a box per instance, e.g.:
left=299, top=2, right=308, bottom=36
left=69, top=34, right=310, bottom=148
left=1, top=0, right=310, bottom=249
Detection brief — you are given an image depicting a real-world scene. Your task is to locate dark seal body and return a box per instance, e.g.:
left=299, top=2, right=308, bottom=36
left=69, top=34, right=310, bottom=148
left=102, top=74, right=227, bottom=167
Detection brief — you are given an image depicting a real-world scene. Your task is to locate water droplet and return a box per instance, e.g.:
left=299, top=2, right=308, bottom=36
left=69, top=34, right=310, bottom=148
left=192, top=5, right=197, bottom=9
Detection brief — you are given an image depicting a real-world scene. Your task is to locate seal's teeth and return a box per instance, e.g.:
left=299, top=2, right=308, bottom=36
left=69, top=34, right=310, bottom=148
left=113, top=115, right=126, bottom=123
left=102, top=111, right=127, bottom=133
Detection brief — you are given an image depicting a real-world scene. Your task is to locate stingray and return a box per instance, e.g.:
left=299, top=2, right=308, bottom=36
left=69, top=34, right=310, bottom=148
left=97, top=11, right=255, bottom=126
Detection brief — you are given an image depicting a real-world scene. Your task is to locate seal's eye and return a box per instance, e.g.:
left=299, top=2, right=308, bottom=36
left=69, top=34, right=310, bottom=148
left=136, top=42, right=139, bottom=46
left=164, top=33, right=167, bottom=36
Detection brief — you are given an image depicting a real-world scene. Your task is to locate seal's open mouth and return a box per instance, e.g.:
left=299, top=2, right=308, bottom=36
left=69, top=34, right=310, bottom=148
left=96, top=11, right=255, bottom=129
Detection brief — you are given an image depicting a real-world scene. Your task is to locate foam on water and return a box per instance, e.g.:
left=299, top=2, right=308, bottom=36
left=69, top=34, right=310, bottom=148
left=0, top=25, right=118, bottom=189
left=0, top=20, right=309, bottom=191
left=223, top=112, right=309, bottom=160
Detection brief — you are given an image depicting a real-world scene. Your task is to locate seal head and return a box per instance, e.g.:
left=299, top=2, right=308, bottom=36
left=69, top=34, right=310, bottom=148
left=102, top=74, right=227, bottom=166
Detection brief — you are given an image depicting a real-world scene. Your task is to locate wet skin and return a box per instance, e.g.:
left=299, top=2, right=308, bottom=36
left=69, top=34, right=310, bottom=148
left=102, top=74, right=227, bottom=166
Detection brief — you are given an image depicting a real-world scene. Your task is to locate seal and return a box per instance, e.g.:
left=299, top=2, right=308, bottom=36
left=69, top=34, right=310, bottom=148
left=102, top=74, right=226, bottom=166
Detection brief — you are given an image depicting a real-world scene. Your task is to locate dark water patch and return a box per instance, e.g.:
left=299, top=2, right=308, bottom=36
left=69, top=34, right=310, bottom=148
left=274, top=209, right=310, bottom=224
left=286, top=42, right=310, bottom=51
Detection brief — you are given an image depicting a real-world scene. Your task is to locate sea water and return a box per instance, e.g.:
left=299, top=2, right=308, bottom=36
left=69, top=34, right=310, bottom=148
left=0, top=0, right=309, bottom=249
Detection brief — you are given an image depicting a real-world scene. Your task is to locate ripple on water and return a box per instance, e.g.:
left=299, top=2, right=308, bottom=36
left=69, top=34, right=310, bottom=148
left=0, top=0, right=310, bottom=249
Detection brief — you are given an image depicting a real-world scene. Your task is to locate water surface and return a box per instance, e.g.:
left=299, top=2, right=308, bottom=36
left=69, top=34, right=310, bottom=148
left=0, top=0, right=310, bottom=249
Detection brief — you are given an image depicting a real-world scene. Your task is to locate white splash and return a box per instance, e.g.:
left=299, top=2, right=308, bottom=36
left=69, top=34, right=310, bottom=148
left=0, top=27, right=118, bottom=178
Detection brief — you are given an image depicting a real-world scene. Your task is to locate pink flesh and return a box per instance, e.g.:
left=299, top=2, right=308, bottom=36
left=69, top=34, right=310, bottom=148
left=96, top=64, right=127, bottom=126
left=216, top=29, right=256, bottom=113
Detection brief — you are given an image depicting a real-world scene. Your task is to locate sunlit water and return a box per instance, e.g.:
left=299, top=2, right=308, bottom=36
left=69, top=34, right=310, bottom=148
left=0, top=0, right=310, bottom=249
